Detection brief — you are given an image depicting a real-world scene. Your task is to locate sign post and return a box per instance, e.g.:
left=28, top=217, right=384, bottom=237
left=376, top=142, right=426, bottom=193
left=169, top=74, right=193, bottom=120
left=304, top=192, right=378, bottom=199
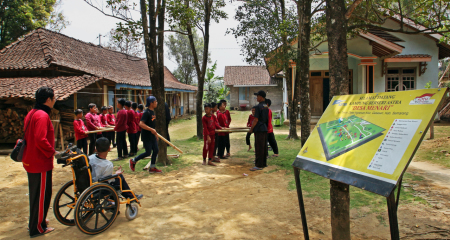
left=292, top=88, right=447, bottom=239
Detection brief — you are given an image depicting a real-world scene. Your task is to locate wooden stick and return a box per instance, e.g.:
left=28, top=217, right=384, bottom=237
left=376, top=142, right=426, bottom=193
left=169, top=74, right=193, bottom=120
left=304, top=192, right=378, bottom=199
left=227, top=127, right=250, bottom=129
left=157, top=133, right=183, bottom=154
left=85, top=128, right=115, bottom=134
left=216, top=129, right=249, bottom=133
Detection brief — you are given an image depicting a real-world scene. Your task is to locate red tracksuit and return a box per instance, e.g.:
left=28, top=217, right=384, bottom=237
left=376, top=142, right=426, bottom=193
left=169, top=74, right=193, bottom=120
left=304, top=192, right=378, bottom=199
left=247, top=114, right=255, bottom=127
left=22, top=109, right=55, bottom=237
left=114, top=110, right=127, bottom=132
left=127, top=109, right=137, bottom=134
left=106, top=113, right=116, bottom=126
left=73, top=119, right=88, bottom=140
left=202, top=114, right=221, bottom=159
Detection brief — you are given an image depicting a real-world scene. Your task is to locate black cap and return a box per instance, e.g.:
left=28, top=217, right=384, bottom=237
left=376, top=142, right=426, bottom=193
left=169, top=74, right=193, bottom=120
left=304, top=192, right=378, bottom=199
left=254, top=90, right=266, bottom=98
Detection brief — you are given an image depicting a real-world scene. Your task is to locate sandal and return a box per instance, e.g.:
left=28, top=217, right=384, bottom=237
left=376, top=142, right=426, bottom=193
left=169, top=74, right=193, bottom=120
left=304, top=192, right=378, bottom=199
left=272, top=154, right=279, bottom=157
left=250, top=167, right=262, bottom=171
left=28, top=219, right=49, bottom=231
left=30, top=227, right=54, bottom=238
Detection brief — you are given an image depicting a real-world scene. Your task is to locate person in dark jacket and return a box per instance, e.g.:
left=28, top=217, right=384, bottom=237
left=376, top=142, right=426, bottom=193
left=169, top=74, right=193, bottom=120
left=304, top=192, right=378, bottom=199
left=165, top=102, right=172, bottom=142
left=23, top=87, right=58, bottom=237
left=249, top=90, right=269, bottom=171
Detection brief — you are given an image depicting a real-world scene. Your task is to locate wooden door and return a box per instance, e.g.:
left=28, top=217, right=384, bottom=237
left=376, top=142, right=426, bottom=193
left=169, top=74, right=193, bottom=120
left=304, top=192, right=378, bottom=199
left=310, top=78, right=323, bottom=116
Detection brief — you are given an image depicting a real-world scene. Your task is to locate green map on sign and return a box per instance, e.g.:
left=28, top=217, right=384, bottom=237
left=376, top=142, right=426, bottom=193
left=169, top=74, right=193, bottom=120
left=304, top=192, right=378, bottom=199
left=318, top=115, right=385, bottom=161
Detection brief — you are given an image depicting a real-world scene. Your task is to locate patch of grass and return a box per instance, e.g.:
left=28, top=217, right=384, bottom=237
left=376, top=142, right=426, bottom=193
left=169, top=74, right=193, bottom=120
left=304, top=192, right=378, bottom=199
left=376, top=214, right=387, bottom=227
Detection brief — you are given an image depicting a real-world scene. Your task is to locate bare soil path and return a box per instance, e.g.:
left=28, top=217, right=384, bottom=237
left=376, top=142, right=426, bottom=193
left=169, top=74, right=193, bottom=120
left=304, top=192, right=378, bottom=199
left=1, top=112, right=450, bottom=239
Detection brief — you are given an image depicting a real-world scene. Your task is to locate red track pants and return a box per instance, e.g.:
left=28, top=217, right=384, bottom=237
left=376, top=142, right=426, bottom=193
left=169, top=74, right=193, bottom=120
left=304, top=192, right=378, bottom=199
left=203, top=135, right=215, bottom=159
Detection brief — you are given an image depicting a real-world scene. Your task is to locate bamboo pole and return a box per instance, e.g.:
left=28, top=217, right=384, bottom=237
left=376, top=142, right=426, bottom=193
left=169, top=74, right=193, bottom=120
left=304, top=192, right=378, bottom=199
left=85, top=128, right=115, bottom=134
left=157, top=133, right=183, bottom=154
left=216, top=129, right=249, bottom=133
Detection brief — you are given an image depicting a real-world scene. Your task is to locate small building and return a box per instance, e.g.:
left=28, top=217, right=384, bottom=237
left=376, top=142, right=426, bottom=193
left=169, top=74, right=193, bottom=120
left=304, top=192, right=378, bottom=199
left=0, top=28, right=197, bottom=144
left=266, top=17, right=450, bottom=121
left=224, top=66, right=283, bottom=111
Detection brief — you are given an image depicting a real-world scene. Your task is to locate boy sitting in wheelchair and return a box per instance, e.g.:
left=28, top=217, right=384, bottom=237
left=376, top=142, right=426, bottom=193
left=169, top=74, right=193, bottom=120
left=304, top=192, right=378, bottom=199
left=89, top=137, right=143, bottom=200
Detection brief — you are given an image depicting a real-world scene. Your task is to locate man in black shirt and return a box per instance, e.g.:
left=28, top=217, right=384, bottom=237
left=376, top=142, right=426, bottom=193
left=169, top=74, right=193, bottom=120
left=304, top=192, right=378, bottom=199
left=165, top=102, right=171, bottom=142
left=129, top=96, right=162, bottom=173
left=249, top=90, right=269, bottom=171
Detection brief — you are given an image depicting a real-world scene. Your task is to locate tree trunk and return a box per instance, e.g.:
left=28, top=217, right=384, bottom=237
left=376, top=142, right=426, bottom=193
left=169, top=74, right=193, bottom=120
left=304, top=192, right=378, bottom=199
left=140, top=0, right=170, bottom=165
left=297, top=0, right=312, bottom=146
left=187, top=0, right=212, bottom=140
left=326, top=0, right=350, bottom=238
left=326, top=0, right=349, bottom=99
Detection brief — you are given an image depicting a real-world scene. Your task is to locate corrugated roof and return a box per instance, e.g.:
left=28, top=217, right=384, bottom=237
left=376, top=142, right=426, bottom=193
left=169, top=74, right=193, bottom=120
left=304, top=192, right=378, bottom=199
left=0, top=28, right=197, bottom=91
left=0, top=75, right=100, bottom=100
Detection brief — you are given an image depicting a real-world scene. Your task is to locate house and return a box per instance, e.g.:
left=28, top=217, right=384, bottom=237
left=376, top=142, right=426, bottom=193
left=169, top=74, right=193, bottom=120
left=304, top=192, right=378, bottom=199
left=224, top=66, right=283, bottom=111
left=0, top=28, right=197, bottom=143
left=266, top=17, right=450, bottom=120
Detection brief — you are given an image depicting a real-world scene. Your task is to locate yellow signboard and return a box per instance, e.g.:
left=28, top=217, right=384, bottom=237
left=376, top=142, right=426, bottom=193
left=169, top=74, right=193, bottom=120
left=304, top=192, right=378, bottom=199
left=292, top=88, right=446, bottom=196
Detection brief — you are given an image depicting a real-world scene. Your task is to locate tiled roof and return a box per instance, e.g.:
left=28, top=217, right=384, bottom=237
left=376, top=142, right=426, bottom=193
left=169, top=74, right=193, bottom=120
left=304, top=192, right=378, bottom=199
left=0, top=28, right=197, bottom=91
left=390, top=54, right=431, bottom=58
left=224, top=66, right=275, bottom=86
left=0, top=75, right=101, bottom=100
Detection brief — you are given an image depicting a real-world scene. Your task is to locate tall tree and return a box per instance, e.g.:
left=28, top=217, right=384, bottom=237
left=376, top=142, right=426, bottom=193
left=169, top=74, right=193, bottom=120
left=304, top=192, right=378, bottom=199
left=46, top=0, right=70, bottom=33
left=167, top=0, right=227, bottom=139
left=230, top=0, right=299, bottom=139
left=165, top=27, right=210, bottom=85
left=0, top=0, right=68, bottom=49
left=84, top=0, right=172, bottom=165
left=105, top=28, right=144, bottom=57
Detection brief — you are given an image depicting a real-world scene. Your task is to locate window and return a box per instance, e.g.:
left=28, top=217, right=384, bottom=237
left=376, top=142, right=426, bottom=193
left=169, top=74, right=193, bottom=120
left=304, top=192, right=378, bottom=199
left=386, top=68, right=416, bottom=92
left=239, top=87, right=249, bottom=101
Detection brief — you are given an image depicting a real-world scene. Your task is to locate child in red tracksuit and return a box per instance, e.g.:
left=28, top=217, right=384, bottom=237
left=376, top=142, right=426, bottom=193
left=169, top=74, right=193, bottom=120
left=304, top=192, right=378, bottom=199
left=217, top=101, right=229, bottom=160
left=202, top=103, right=222, bottom=166
left=73, top=109, right=88, bottom=154
left=246, top=107, right=256, bottom=151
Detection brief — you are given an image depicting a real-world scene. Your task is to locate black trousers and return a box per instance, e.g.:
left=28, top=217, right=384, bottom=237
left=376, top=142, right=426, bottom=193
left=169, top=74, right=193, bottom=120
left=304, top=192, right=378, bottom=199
left=105, top=131, right=115, bottom=147
left=246, top=132, right=253, bottom=146
left=134, top=139, right=158, bottom=168
left=27, top=170, right=52, bottom=237
left=77, top=138, right=88, bottom=154
left=88, top=133, right=97, bottom=155
left=128, top=132, right=137, bottom=154
left=214, top=133, right=218, bottom=156
left=166, top=122, right=171, bottom=142
left=117, top=130, right=128, bottom=158
left=217, top=135, right=227, bottom=157
left=267, top=132, right=279, bottom=154
left=225, top=134, right=230, bottom=153
left=254, top=132, right=268, bottom=168
left=110, top=175, right=133, bottom=199
left=136, top=131, right=141, bottom=146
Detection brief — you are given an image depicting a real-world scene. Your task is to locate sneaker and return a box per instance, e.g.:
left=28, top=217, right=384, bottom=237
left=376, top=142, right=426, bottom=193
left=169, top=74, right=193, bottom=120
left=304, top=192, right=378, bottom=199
left=129, top=159, right=136, bottom=172
left=149, top=167, right=162, bottom=174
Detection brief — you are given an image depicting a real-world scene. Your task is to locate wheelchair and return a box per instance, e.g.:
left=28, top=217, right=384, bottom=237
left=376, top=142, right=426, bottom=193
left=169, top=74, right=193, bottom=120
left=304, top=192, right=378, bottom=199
left=53, top=144, right=141, bottom=235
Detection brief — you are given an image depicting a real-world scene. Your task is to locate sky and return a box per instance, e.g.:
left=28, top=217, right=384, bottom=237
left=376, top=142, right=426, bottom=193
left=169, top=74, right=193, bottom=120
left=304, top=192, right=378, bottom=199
left=59, top=0, right=248, bottom=77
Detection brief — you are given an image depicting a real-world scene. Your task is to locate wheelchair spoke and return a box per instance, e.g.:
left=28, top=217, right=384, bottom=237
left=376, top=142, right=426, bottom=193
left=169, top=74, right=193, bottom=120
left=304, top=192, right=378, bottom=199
left=83, top=210, right=95, bottom=224
left=63, top=191, right=75, bottom=201
left=100, top=211, right=109, bottom=222
left=59, top=202, right=74, bottom=208
left=95, top=213, right=99, bottom=229
left=64, top=208, right=73, bottom=219
left=102, top=206, right=115, bottom=210
left=79, top=208, right=95, bottom=212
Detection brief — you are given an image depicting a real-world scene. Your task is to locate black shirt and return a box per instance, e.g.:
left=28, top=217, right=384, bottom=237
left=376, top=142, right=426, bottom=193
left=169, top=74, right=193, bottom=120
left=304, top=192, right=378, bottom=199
left=141, top=109, right=157, bottom=142
left=165, top=102, right=171, bottom=124
left=253, top=101, right=269, bottom=132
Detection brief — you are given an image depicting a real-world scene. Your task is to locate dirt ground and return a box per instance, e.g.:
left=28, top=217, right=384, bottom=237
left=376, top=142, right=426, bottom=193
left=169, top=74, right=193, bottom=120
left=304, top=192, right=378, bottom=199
left=1, top=114, right=450, bottom=239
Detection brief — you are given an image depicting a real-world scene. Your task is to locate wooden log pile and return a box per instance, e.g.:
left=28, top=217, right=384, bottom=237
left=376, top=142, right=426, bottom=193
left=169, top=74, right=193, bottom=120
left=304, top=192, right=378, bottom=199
left=0, top=99, right=76, bottom=144
left=0, top=100, right=33, bottom=143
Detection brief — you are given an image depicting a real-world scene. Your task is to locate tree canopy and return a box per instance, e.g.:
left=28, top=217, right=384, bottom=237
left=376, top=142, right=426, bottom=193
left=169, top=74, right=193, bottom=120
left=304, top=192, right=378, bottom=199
left=0, top=0, right=68, bottom=49
left=165, top=27, right=210, bottom=85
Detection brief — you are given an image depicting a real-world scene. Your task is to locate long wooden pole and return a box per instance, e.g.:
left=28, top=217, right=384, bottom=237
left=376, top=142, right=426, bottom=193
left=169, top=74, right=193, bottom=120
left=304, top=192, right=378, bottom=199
left=85, top=128, right=115, bottom=134
left=216, top=129, right=249, bottom=133
left=157, top=133, right=183, bottom=154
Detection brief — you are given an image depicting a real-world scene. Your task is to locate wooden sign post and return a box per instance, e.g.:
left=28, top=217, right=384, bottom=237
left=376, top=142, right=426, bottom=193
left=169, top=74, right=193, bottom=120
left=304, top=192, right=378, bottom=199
left=292, top=89, right=446, bottom=240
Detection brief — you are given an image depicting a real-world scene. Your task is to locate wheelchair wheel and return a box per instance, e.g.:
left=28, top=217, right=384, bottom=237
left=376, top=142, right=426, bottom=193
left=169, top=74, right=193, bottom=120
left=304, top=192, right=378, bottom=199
left=125, top=202, right=139, bottom=220
left=53, top=180, right=76, bottom=226
left=74, top=183, right=119, bottom=235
